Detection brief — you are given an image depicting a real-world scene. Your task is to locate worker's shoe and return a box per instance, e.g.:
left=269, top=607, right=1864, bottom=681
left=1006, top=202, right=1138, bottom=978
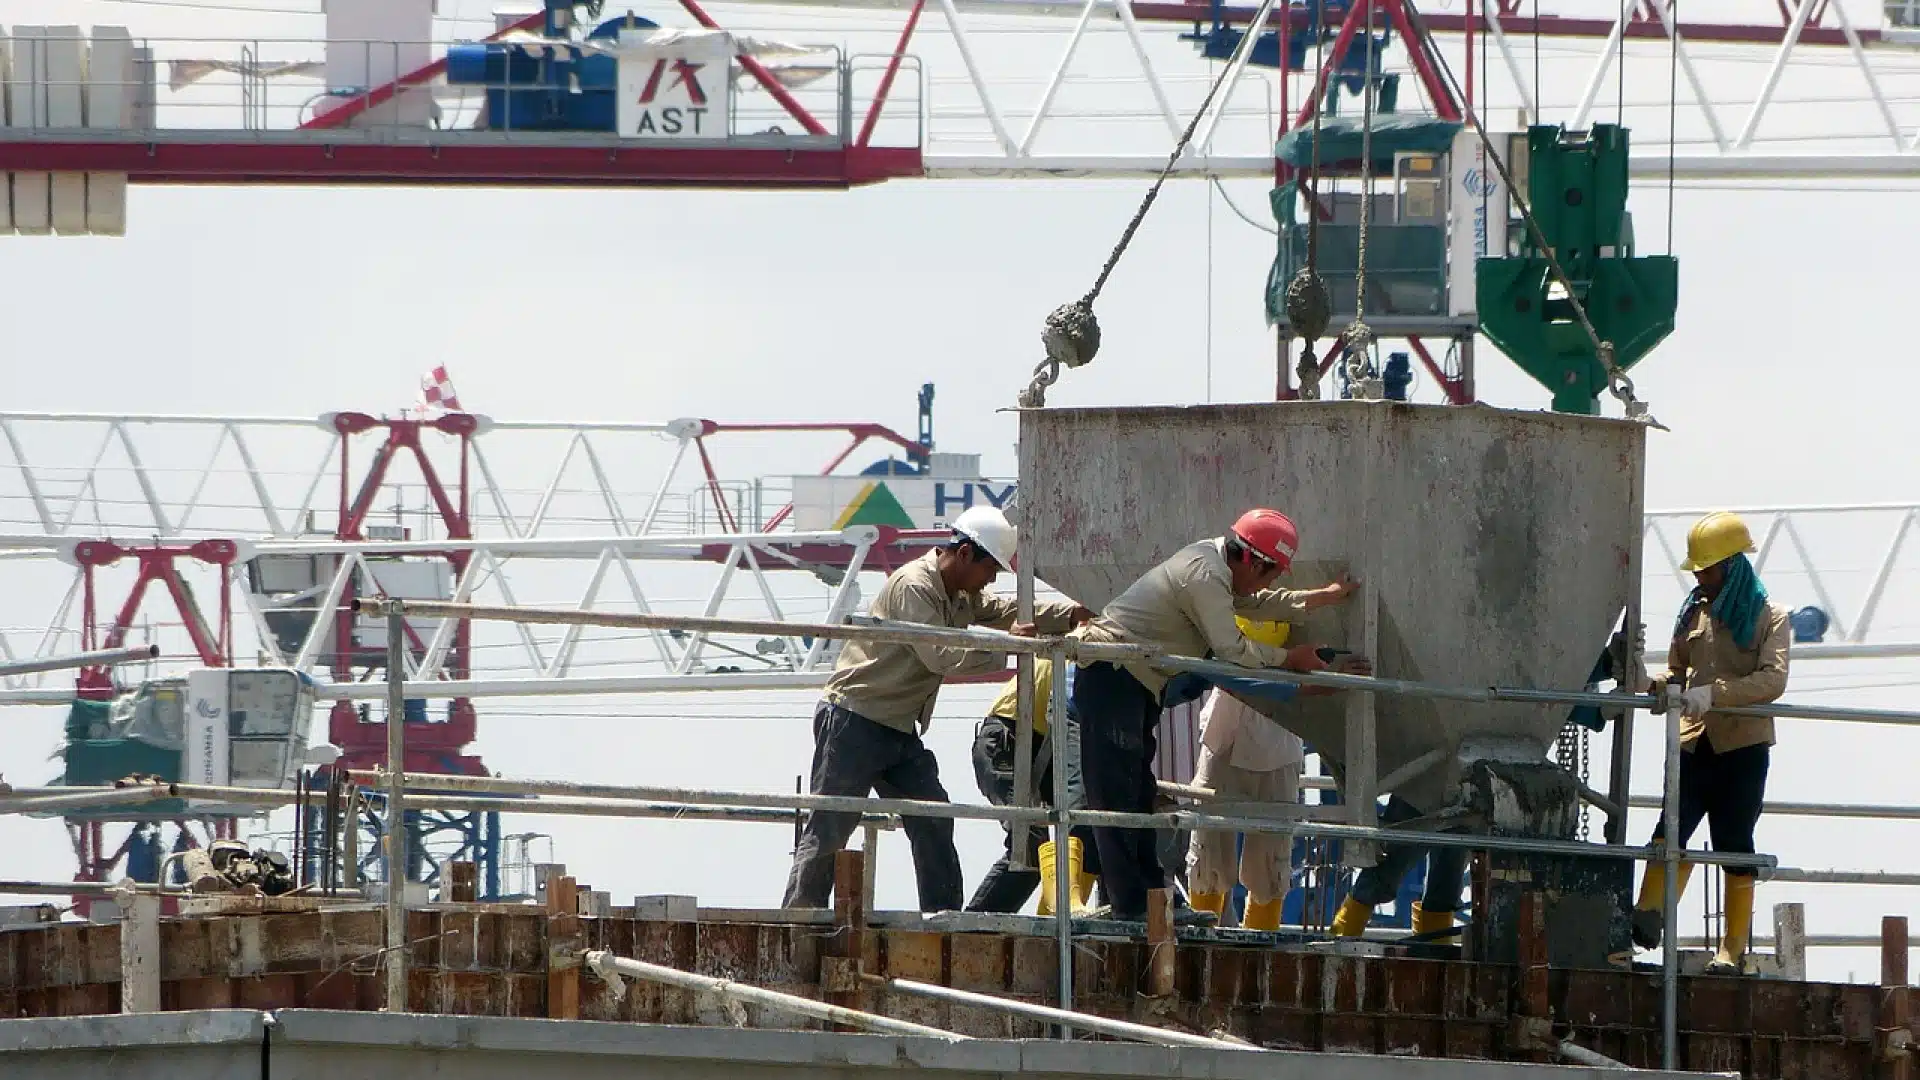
left=1705, top=874, right=1755, bottom=976
left=1632, top=860, right=1695, bottom=950
left=1331, top=895, right=1374, bottom=938
left=1242, top=896, right=1285, bottom=932
left=1187, top=891, right=1227, bottom=920
left=1411, top=901, right=1456, bottom=938
left=1171, top=901, right=1219, bottom=928
left=1037, top=839, right=1092, bottom=916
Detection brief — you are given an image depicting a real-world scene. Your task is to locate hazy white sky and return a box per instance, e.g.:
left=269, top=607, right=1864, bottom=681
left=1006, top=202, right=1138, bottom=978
left=1, top=0, right=1916, bottom=984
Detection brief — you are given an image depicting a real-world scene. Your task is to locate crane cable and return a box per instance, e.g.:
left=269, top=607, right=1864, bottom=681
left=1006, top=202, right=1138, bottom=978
left=1285, top=0, right=1334, bottom=400
left=1398, top=0, right=1660, bottom=426
left=1344, top=0, right=1383, bottom=401
left=1018, top=0, right=1282, bottom=409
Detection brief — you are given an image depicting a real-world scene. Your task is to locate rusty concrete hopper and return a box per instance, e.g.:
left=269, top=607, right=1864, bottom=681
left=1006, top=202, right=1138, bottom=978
left=1018, top=401, right=1645, bottom=812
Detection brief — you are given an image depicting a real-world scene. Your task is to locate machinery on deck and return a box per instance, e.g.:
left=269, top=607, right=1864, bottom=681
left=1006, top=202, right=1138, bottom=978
left=1475, top=125, right=1679, bottom=415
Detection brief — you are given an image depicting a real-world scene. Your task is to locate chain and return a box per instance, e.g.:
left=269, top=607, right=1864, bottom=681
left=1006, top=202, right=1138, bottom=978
left=1344, top=0, right=1383, bottom=401
left=1551, top=720, right=1593, bottom=841
left=1395, top=0, right=1661, bottom=427
left=1284, top=2, right=1332, bottom=400
left=1021, top=0, right=1281, bottom=410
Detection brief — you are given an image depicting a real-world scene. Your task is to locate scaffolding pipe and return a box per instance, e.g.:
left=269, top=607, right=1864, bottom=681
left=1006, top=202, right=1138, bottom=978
left=359, top=598, right=1920, bottom=729
left=346, top=771, right=1773, bottom=871
left=1660, top=703, right=1682, bottom=1072
left=1045, top=641, right=1073, bottom=1035
left=0, top=879, right=179, bottom=897
left=0, top=785, right=169, bottom=816
left=383, top=604, right=408, bottom=1014
left=1556, top=1039, right=1634, bottom=1070
left=870, top=975, right=1257, bottom=1051
left=0, top=644, right=159, bottom=678
left=585, top=952, right=967, bottom=1041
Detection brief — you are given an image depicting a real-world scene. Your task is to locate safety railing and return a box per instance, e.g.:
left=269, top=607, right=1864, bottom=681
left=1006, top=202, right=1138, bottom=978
left=292, top=597, right=1914, bottom=1064
left=2, top=593, right=1914, bottom=1058
left=0, top=32, right=926, bottom=155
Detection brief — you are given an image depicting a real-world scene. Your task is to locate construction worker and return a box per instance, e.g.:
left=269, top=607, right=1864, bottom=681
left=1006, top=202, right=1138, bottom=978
left=1070, top=508, right=1368, bottom=925
left=1329, top=811, right=1471, bottom=939
left=964, top=656, right=1102, bottom=915
left=1184, top=616, right=1308, bottom=931
left=781, top=506, right=1092, bottom=913
left=1629, top=511, right=1791, bottom=975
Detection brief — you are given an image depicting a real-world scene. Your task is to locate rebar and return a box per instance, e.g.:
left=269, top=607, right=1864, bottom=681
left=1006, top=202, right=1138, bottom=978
left=872, top=975, right=1254, bottom=1050
left=587, top=952, right=965, bottom=1041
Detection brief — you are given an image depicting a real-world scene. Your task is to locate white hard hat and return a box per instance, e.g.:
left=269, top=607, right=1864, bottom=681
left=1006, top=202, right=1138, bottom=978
left=950, top=506, right=1017, bottom=568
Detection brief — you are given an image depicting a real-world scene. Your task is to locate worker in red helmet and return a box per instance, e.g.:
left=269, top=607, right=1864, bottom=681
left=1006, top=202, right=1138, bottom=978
left=1068, top=507, right=1369, bottom=926
left=781, top=506, right=1093, bottom=914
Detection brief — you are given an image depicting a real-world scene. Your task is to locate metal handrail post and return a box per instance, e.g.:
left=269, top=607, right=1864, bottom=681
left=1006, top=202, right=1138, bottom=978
left=1661, top=699, right=1682, bottom=1071
left=384, top=602, right=408, bottom=1013
left=1047, top=642, right=1073, bottom=1037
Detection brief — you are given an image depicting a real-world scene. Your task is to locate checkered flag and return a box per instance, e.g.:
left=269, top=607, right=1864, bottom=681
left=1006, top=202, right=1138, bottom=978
left=409, top=366, right=464, bottom=418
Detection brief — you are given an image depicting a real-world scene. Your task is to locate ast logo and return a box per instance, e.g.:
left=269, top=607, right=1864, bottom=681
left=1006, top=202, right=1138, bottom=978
left=633, top=56, right=711, bottom=135
left=617, top=34, right=734, bottom=141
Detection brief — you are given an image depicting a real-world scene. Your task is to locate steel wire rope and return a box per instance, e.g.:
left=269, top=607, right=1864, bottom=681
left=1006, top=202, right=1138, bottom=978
left=1287, top=0, right=1335, bottom=399
left=1399, top=0, right=1660, bottom=425
left=1341, top=0, right=1382, bottom=400
left=1016, top=0, right=1282, bottom=408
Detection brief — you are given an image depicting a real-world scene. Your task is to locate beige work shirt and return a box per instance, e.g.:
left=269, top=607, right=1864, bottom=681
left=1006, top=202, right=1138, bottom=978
left=1660, top=600, right=1792, bottom=754
left=824, top=551, right=1080, bottom=734
left=1073, top=538, right=1312, bottom=697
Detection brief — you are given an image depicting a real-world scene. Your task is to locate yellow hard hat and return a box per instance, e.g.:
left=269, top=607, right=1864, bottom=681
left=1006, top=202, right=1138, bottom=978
left=1680, top=511, right=1756, bottom=572
left=1235, top=616, right=1291, bottom=648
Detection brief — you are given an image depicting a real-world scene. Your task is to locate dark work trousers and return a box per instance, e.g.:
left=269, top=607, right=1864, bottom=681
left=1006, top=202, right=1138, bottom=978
left=964, top=714, right=1103, bottom=914
left=1348, top=795, right=1473, bottom=912
left=1073, top=661, right=1168, bottom=920
left=782, top=701, right=964, bottom=912
left=1648, top=738, right=1771, bottom=878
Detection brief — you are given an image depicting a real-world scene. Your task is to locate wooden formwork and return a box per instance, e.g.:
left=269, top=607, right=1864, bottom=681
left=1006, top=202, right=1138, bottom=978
left=0, top=863, right=1911, bottom=1079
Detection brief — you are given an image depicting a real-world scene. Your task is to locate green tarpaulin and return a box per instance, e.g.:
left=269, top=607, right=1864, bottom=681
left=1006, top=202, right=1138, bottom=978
left=1276, top=114, right=1462, bottom=172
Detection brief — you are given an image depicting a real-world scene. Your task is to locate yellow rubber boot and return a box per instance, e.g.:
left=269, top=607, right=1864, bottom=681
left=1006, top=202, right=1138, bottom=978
left=1072, top=867, right=1099, bottom=913
left=1243, top=896, right=1285, bottom=932
left=1632, top=860, right=1695, bottom=950
left=1036, top=839, right=1088, bottom=916
left=1636, top=859, right=1696, bottom=910
left=1411, top=901, right=1455, bottom=937
left=1332, top=895, right=1373, bottom=937
left=1188, top=891, right=1227, bottom=919
left=1707, top=875, right=1755, bottom=976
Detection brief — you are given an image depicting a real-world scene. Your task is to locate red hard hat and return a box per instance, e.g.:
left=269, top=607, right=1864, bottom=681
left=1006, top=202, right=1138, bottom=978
left=1231, top=508, right=1298, bottom=569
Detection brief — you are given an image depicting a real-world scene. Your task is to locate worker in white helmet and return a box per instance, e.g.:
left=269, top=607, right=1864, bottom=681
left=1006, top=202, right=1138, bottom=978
left=781, top=506, right=1092, bottom=913
left=1183, top=617, right=1309, bottom=931
left=1628, top=510, right=1791, bottom=976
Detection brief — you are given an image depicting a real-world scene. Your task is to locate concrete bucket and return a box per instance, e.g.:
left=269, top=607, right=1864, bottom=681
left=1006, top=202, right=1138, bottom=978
left=1017, top=401, right=1646, bottom=814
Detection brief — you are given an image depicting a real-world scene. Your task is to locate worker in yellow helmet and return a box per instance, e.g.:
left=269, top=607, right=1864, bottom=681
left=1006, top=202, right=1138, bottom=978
left=963, top=657, right=1101, bottom=915
left=1183, top=617, right=1309, bottom=931
left=1628, top=511, right=1791, bottom=976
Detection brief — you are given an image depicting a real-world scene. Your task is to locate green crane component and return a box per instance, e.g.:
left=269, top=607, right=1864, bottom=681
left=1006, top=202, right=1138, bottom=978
left=1475, top=124, right=1678, bottom=415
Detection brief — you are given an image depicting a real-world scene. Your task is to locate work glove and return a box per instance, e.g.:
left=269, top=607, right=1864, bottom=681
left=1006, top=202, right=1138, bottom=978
left=1678, top=684, right=1714, bottom=718
left=1645, top=674, right=1669, bottom=702
left=1609, top=624, right=1648, bottom=691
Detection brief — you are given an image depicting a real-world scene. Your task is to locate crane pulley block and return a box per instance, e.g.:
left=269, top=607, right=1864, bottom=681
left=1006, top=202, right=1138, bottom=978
left=1475, top=124, right=1678, bottom=415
